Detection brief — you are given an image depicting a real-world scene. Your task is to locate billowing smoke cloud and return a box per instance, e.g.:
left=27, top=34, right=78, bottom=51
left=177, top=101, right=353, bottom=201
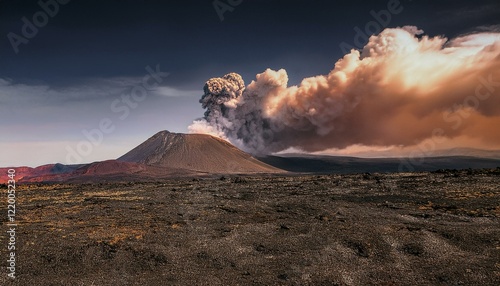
left=189, top=26, right=500, bottom=155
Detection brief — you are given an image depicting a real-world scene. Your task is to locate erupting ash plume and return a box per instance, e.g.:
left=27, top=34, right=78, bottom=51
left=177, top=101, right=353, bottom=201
left=189, top=26, right=500, bottom=155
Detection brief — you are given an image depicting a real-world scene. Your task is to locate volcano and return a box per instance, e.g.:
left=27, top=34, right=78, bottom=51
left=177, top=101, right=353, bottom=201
left=1, top=131, right=282, bottom=183
left=118, top=131, right=282, bottom=174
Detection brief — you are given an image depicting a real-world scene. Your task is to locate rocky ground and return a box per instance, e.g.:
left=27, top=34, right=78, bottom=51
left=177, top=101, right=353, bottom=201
left=1, top=169, right=499, bottom=285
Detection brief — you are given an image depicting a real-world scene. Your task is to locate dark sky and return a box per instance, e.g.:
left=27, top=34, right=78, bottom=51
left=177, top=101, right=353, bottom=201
left=1, top=0, right=499, bottom=166
left=3, top=0, right=499, bottom=86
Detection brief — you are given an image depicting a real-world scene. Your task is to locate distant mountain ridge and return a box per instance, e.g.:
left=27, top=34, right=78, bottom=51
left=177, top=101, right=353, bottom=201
left=426, top=148, right=500, bottom=159
left=2, top=131, right=500, bottom=183
left=330, top=147, right=500, bottom=159
left=259, top=154, right=500, bottom=174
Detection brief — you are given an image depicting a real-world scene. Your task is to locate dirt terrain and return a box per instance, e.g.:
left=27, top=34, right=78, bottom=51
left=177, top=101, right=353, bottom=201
left=1, top=169, right=499, bottom=285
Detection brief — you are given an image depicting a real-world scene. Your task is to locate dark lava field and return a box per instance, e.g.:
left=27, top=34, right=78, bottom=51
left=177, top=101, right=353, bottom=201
left=1, top=169, right=499, bottom=285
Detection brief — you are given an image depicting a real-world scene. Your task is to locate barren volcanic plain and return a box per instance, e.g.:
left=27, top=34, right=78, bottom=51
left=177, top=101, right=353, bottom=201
left=1, top=168, right=499, bottom=285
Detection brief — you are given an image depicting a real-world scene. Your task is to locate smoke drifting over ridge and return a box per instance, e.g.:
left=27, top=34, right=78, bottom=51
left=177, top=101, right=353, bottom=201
left=189, top=26, right=500, bottom=155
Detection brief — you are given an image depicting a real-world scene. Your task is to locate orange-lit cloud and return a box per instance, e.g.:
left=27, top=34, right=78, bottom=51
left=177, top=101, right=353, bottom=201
left=190, top=26, right=500, bottom=154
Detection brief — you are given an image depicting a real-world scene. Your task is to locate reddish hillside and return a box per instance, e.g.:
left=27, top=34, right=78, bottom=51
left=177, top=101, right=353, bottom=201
left=0, top=164, right=83, bottom=183
left=73, top=160, right=146, bottom=176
